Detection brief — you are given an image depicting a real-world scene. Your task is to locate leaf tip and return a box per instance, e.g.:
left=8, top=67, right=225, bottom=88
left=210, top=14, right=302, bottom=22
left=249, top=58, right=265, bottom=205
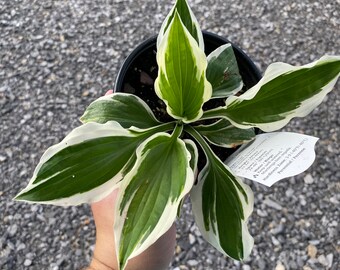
left=12, top=191, right=26, bottom=202
left=78, top=115, right=85, bottom=123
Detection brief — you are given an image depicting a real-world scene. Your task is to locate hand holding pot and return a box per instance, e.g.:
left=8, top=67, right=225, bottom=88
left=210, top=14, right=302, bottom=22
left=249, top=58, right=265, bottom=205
left=87, top=90, right=176, bottom=270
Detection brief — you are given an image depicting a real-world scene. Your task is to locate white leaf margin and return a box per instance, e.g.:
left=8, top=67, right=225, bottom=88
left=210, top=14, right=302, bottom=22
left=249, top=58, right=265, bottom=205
left=156, top=0, right=204, bottom=51
left=225, top=55, right=340, bottom=132
left=15, top=121, right=133, bottom=206
left=114, top=132, right=195, bottom=266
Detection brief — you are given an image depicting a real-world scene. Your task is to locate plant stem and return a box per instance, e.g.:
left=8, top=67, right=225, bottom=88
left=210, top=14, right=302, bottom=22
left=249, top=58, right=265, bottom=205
left=200, top=106, right=226, bottom=121
left=132, top=122, right=176, bottom=136
left=172, top=123, right=184, bottom=139
left=184, top=126, right=215, bottom=161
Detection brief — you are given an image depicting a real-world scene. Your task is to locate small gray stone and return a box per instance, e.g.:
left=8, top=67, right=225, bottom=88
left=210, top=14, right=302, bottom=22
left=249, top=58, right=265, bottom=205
left=7, top=224, right=18, bottom=237
left=242, top=265, right=251, bottom=270
left=0, top=246, right=11, bottom=258
left=188, top=233, right=195, bottom=245
left=309, top=240, right=320, bottom=245
left=285, top=188, right=294, bottom=197
left=317, top=254, right=329, bottom=266
left=303, top=266, right=313, bottom=270
left=326, top=253, right=333, bottom=268
left=304, top=174, right=314, bottom=184
left=257, top=209, right=268, bottom=217
left=271, top=236, right=280, bottom=246
left=24, top=259, right=32, bottom=267
left=329, top=196, right=339, bottom=204
left=187, top=259, right=199, bottom=266
left=17, top=243, right=26, bottom=251
left=75, top=249, right=82, bottom=256
left=275, top=261, right=285, bottom=270
left=25, top=252, right=35, bottom=260
left=271, top=224, right=285, bottom=235
left=51, top=265, right=59, bottom=270
left=0, top=155, right=7, bottom=162
left=258, top=258, right=267, bottom=270
left=263, top=198, right=283, bottom=210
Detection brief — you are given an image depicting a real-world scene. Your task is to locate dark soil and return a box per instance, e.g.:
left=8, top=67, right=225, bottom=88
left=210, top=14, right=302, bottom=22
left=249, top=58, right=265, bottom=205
left=121, top=45, right=173, bottom=123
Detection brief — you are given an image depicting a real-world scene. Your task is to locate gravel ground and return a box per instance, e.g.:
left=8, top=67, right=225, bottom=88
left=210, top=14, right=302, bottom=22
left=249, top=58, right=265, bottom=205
left=1, top=0, right=339, bottom=269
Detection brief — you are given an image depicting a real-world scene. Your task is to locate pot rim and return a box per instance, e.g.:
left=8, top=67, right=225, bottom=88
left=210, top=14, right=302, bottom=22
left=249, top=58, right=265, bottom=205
left=114, top=31, right=262, bottom=92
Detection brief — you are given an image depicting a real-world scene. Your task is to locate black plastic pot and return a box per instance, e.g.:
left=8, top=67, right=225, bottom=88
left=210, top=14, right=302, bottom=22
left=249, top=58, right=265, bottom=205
left=114, top=32, right=262, bottom=163
left=115, top=31, right=262, bottom=94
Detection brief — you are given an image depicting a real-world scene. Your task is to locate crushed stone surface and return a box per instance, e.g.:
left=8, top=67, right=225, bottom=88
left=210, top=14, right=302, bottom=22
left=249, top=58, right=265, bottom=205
left=1, top=0, right=339, bottom=269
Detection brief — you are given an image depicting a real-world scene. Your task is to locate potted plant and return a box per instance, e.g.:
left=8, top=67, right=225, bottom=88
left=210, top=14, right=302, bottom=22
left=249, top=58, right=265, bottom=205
left=15, top=0, right=340, bottom=269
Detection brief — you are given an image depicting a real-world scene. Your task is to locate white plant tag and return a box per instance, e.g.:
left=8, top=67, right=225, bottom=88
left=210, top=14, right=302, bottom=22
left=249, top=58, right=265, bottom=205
left=225, top=132, right=319, bottom=187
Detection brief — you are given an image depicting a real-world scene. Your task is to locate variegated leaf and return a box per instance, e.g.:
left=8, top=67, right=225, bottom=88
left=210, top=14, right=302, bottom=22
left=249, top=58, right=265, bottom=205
left=80, top=93, right=160, bottom=129
left=186, top=126, right=254, bottom=260
left=176, top=139, right=199, bottom=218
left=155, top=11, right=212, bottom=123
left=195, top=119, right=255, bottom=148
left=14, top=122, right=170, bottom=205
left=157, top=0, right=204, bottom=50
left=202, top=55, right=340, bottom=131
left=207, top=44, right=244, bottom=98
left=114, top=128, right=194, bottom=269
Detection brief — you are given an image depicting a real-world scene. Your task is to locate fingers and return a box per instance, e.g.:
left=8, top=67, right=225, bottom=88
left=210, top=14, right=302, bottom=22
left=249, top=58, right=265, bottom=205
left=105, top=89, right=114, bottom=96
left=91, top=188, right=119, bottom=209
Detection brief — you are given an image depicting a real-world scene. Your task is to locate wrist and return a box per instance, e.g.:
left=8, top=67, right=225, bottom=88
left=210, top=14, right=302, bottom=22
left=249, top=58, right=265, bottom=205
left=87, top=256, right=116, bottom=270
left=91, top=223, right=176, bottom=270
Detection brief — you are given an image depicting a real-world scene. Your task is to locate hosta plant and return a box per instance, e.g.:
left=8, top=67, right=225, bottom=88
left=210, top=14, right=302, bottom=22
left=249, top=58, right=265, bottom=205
left=16, top=0, right=340, bottom=269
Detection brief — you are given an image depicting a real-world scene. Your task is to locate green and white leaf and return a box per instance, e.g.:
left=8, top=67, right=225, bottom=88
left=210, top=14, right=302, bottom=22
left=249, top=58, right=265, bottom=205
left=155, top=11, right=212, bottom=123
left=195, top=119, right=255, bottom=148
left=80, top=93, right=160, bottom=129
left=14, top=122, right=151, bottom=206
left=177, top=139, right=198, bottom=218
left=114, top=128, right=194, bottom=269
left=207, top=44, right=244, bottom=98
left=157, top=0, right=204, bottom=50
left=187, top=126, right=254, bottom=260
left=202, top=55, right=340, bottom=132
